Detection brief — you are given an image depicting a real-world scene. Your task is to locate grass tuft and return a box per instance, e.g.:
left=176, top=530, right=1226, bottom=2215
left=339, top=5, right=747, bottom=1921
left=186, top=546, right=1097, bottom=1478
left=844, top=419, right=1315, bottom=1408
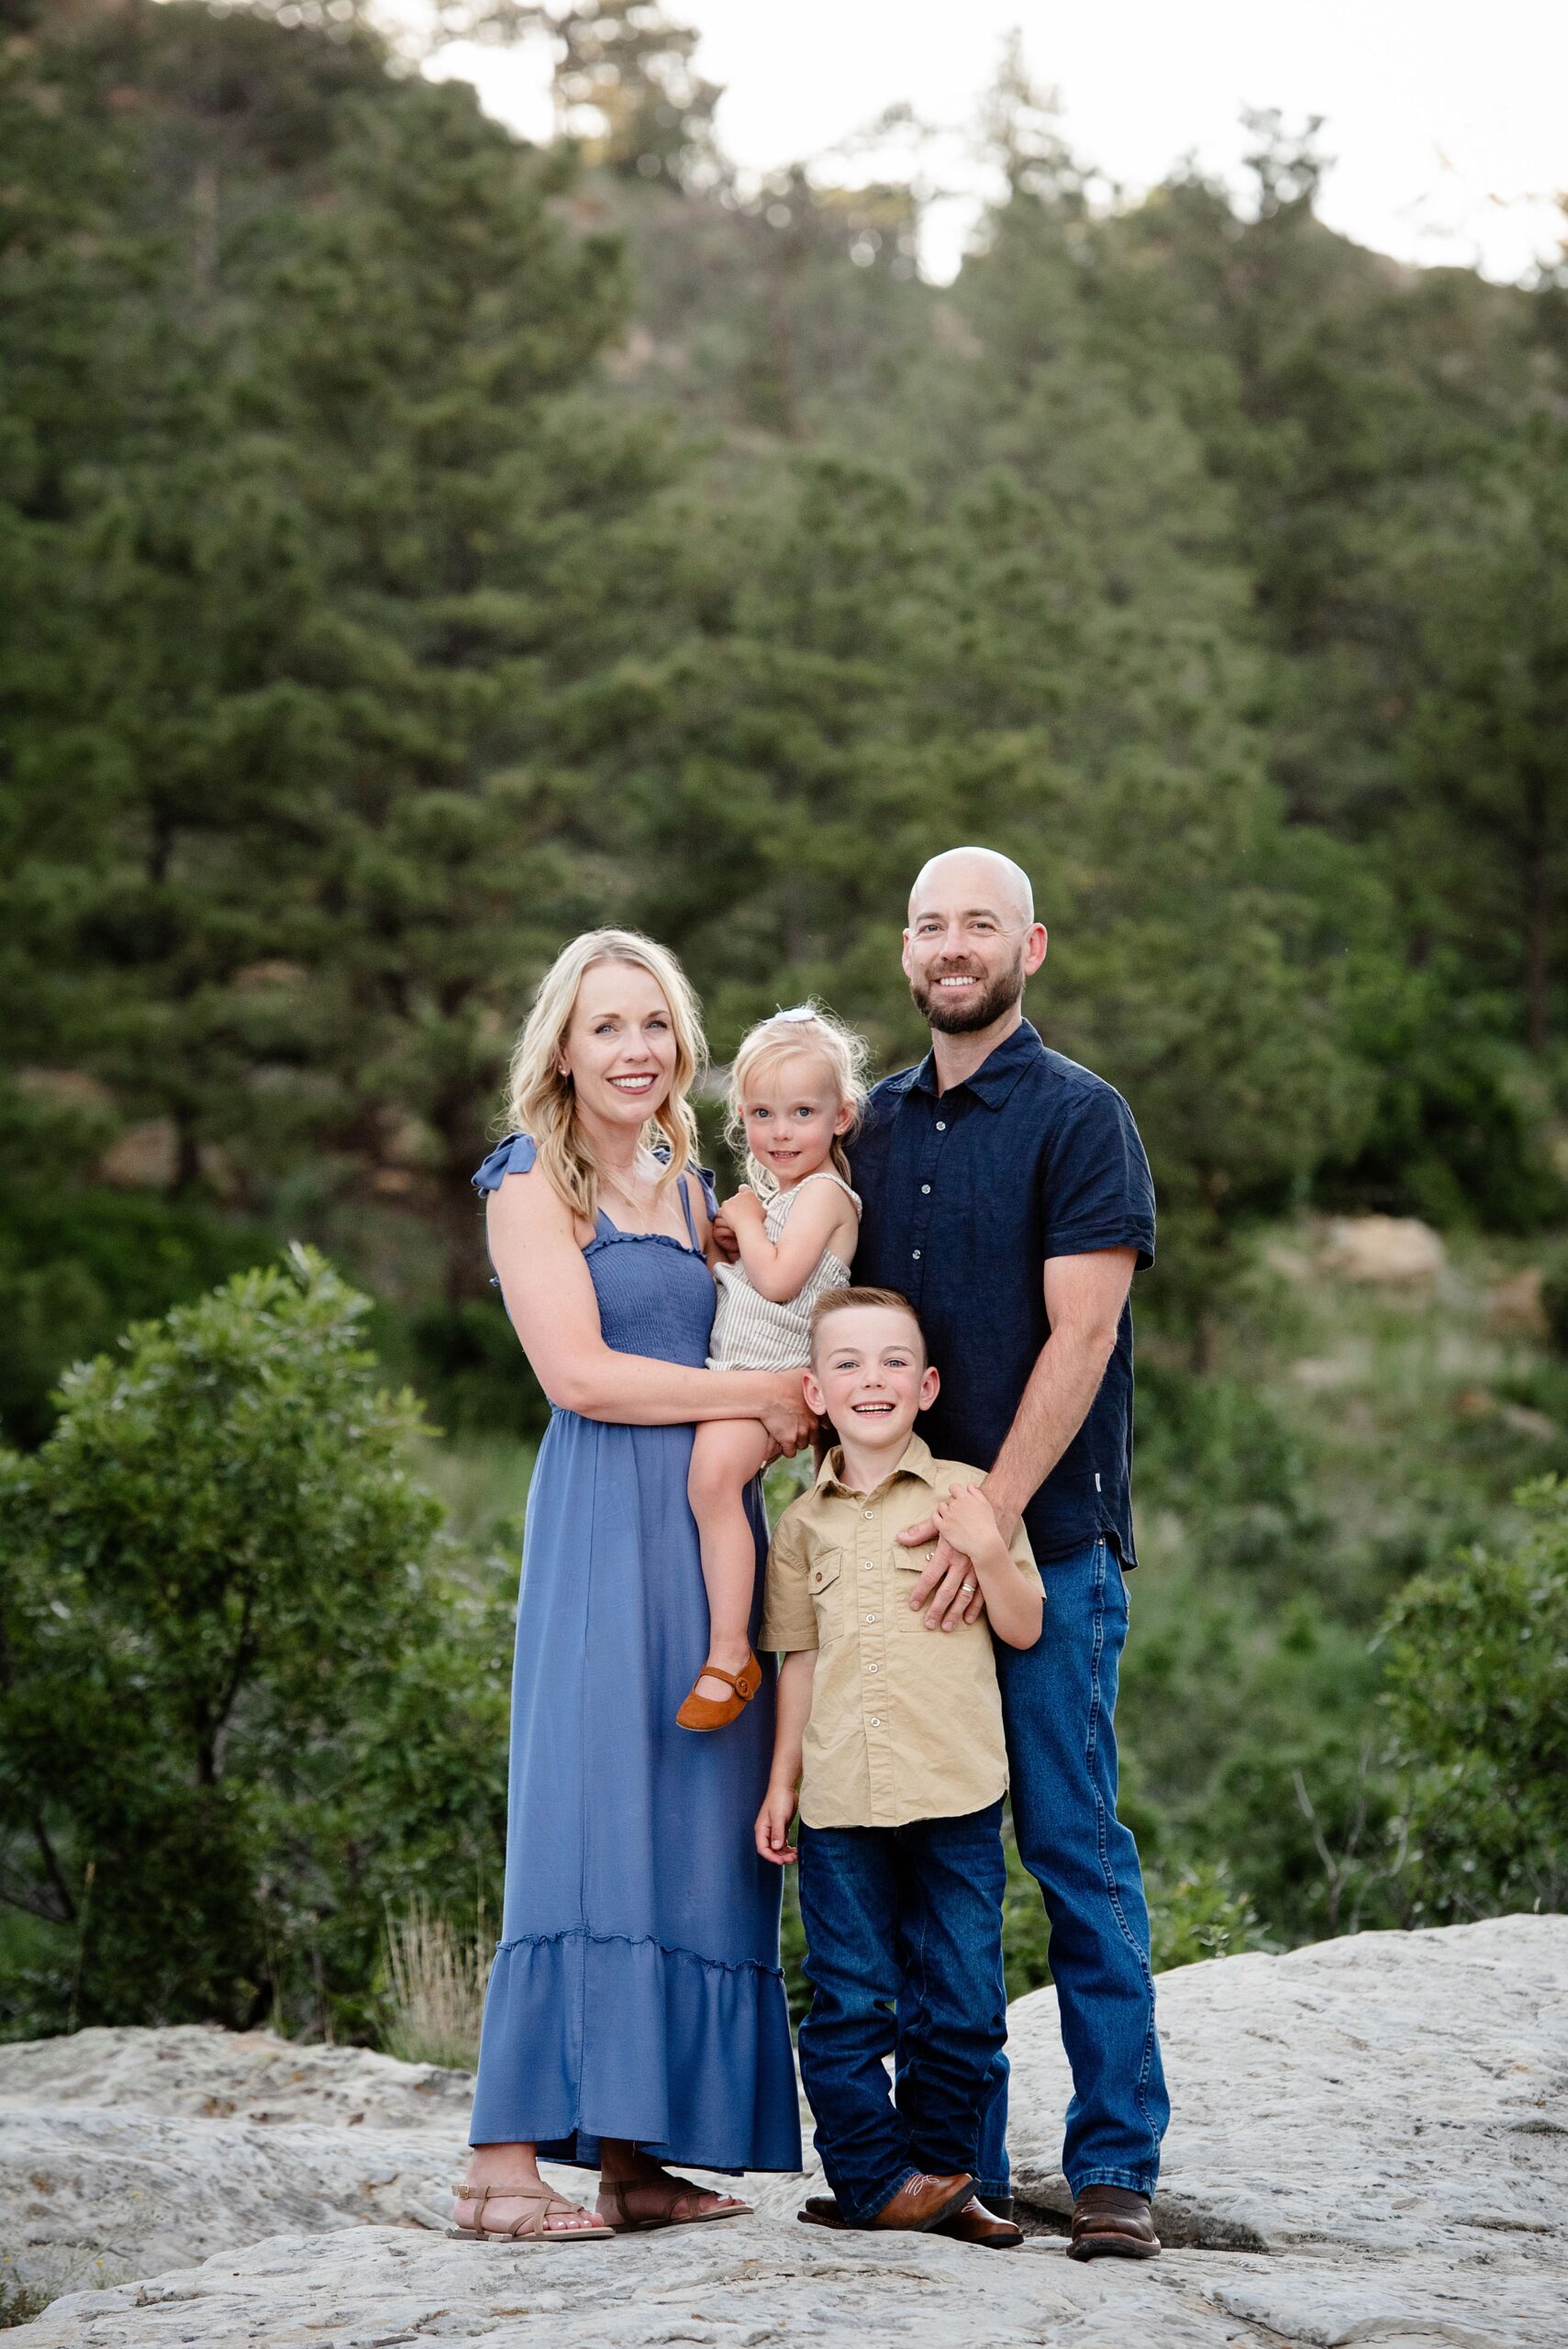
left=381, top=1894, right=490, bottom=2073
left=0, top=2245, right=126, bottom=2331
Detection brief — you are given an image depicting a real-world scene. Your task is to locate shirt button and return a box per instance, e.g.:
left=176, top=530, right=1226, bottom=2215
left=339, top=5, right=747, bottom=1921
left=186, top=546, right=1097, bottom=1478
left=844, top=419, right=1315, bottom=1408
left=936, top=1120, right=947, bottom=1131
left=912, top=1249, right=921, bottom=1261
left=863, top=1508, right=873, bottom=1519
left=865, top=1613, right=878, bottom=1622
left=867, top=1663, right=880, bottom=1674
left=920, top=1183, right=930, bottom=1195
left=869, top=1717, right=882, bottom=1728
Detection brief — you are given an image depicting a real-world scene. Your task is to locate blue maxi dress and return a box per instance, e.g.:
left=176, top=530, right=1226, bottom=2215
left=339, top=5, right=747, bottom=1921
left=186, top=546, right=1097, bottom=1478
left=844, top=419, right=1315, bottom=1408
left=466, top=1134, right=802, bottom=2175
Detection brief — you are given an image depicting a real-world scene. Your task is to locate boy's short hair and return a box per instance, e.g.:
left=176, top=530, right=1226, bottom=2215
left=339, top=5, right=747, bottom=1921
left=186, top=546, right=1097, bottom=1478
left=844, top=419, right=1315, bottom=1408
left=808, top=1286, right=928, bottom=1366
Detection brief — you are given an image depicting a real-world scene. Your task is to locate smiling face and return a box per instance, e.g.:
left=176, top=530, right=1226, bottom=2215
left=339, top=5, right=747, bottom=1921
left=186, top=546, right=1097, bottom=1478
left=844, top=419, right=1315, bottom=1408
left=805, top=1303, right=940, bottom=1455
left=739, top=1048, right=854, bottom=1186
left=558, top=959, right=678, bottom=1135
left=903, top=849, right=1047, bottom=1036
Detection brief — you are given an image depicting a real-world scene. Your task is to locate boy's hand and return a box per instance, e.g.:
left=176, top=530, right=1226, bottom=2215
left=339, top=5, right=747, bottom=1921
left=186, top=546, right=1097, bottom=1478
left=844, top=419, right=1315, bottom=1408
left=755, top=1782, right=799, bottom=1866
left=933, top=1481, right=1004, bottom=1572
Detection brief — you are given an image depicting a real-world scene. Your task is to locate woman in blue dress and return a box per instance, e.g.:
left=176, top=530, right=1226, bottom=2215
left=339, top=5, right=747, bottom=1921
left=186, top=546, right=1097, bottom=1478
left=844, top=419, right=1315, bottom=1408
left=452, top=930, right=808, bottom=2243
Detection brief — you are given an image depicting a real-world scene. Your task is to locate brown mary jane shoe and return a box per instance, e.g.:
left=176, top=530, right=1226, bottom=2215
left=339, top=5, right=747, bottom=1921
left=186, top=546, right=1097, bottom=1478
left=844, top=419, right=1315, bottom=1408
left=676, top=1650, right=762, bottom=1731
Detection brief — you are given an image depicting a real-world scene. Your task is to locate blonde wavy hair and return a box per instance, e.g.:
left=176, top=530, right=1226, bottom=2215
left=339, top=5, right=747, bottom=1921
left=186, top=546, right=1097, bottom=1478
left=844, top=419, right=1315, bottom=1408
left=724, top=1003, right=871, bottom=1195
left=504, top=930, right=706, bottom=1225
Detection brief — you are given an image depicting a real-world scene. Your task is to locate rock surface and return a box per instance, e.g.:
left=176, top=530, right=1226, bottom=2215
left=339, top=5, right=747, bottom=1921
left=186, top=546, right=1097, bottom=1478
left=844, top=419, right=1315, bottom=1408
left=1319, top=1215, right=1448, bottom=1286
left=6, top=1917, right=1565, bottom=2348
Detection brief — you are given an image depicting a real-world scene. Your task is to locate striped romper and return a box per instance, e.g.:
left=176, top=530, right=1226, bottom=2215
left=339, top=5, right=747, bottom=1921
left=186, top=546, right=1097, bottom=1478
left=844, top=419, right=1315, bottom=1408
left=706, top=1171, right=861, bottom=1372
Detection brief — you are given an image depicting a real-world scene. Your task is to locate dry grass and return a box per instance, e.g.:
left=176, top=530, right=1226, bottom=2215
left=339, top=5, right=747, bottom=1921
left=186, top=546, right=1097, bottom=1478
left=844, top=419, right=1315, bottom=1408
left=381, top=1895, right=491, bottom=2073
left=0, top=2246, right=128, bottom=2332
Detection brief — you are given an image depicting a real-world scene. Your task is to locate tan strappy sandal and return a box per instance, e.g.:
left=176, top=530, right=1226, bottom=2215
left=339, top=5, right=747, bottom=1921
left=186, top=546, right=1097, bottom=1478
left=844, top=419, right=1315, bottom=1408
left=676, top=1650, right=762, bottom=1731
left=595, top=2176, right=751, bottom=2232
left=449, top=2180, right=614, bottom=2244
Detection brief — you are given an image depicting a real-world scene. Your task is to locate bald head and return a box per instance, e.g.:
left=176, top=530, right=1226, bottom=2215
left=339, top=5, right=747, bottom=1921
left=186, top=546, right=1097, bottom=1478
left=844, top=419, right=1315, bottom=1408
left=903, top=845, right=1046, bottom=1039
left=908, top=846, right=1035, bottom=929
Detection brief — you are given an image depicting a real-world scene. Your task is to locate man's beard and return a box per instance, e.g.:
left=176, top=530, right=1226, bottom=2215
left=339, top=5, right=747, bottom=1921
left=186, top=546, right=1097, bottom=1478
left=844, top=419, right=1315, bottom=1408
left=909, top=953, right=1026, bottom=1035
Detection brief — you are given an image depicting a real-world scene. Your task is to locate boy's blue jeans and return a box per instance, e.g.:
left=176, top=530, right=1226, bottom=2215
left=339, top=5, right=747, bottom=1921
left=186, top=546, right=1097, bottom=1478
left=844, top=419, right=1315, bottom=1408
left=968, top=1534, right=1168, bottom=2203
left=795, top=1799, right=1007, bottom=2225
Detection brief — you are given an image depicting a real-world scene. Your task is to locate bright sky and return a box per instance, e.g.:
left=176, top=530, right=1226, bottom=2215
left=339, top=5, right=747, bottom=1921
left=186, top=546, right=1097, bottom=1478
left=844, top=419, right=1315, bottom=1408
left=428, top=0, right=1568, bottom=285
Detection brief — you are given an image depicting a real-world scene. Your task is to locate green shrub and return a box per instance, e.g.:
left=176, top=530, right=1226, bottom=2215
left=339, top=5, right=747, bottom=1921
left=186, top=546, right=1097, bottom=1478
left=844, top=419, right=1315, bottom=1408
left=1148, top=1861, right=1271, bottom=1970
left=0, top=1247, right=510, bottom=2037
left=1378, top=1477, right=1568, bottom=1921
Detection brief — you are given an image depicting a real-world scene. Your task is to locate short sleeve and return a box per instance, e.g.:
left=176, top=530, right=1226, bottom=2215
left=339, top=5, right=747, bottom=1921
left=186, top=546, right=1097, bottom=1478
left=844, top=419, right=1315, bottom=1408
left=473, top=1132, right=537, bottom=1195
left=1040, top=1085, right=1155, bottom=1270
left=759, top=1504, right=819, bottom=1655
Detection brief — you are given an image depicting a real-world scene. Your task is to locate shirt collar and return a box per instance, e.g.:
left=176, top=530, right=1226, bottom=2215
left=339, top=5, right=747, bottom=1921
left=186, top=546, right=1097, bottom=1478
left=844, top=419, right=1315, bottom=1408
left=816, top=1431, right=940, bottom=1497
left=910, top=1018, right=1043, bottom=1110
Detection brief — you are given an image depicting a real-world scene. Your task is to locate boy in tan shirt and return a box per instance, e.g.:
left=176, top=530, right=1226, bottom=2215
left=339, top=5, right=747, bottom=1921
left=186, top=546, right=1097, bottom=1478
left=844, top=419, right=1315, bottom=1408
left=755, top=1287, right=1042, bottom=2245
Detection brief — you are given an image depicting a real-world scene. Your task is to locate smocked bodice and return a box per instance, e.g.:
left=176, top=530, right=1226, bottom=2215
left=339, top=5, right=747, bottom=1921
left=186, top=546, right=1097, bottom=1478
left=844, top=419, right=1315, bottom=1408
left=473, top=1133, right=717, bottom=1375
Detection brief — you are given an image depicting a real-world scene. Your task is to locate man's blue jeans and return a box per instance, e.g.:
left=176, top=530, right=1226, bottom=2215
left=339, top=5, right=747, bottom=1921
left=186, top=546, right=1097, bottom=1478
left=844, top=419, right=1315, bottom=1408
left=973, top=1535, right=1167, bottom=2201
left=796, top=1801, right=1008, bottom=2225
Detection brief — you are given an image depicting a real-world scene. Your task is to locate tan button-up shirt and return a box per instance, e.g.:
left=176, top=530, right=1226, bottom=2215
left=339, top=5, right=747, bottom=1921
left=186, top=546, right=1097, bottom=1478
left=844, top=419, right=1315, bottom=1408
left=759, top=1433, right=1040, bottom=1830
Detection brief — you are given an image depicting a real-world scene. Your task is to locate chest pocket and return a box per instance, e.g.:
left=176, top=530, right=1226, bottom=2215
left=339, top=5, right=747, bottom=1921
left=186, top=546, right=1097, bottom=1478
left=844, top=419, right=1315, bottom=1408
left=808, top=1548, right=845, bottom=1643
left=893, top=1536, right=943, bottom=1632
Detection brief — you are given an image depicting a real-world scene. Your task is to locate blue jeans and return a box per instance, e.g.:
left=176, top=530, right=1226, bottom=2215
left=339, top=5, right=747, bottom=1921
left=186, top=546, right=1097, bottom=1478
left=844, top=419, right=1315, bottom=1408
left=796, top=1801, right=1008, bottom=2225
left=963, top=1535, right=1167, bottom=2200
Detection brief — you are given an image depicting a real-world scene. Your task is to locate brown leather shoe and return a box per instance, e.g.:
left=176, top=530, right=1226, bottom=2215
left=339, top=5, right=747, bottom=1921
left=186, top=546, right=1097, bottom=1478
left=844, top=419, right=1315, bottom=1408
left=798, top=2174, right=973, bottom=2233
left=933, top=2195, right=1024, bottom=2249
left=1067, top=2184, right=1160, bottom=2261
left=870, top=2172, right=974, bottom=2232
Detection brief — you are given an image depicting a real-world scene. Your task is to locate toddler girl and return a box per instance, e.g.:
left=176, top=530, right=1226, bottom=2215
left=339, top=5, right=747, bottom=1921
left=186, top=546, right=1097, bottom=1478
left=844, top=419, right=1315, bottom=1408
left=679, top=1006, right=867, bottom=1731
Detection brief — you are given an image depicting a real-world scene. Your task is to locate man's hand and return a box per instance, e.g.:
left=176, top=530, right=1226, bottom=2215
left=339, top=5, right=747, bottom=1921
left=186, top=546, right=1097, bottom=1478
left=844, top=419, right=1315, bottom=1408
left=897, top=1485, right=1014, bottom=1631
left=896, top=1521, right=984, bottom=1631
left=755, top=1781, right=799, bottom=1865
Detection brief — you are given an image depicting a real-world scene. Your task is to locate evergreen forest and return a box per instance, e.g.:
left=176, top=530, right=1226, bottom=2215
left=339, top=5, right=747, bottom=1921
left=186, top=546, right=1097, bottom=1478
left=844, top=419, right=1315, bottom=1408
left=1, top=0, right=1564, bottom=2043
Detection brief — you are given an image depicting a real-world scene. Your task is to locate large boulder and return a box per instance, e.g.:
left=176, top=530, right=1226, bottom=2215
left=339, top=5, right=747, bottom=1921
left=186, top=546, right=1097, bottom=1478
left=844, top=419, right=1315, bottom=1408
left=6, top=1917, right=1565, bottom=2348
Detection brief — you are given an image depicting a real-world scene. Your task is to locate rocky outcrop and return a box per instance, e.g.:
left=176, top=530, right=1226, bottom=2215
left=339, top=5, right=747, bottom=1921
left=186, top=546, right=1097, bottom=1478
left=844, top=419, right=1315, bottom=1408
left=6, top=1916, right=1564, bottom=2347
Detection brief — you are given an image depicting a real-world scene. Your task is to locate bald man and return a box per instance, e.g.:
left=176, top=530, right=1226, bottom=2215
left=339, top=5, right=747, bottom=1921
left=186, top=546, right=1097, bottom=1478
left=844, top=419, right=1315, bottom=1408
left=847, top=844, right=1168, bottom=2261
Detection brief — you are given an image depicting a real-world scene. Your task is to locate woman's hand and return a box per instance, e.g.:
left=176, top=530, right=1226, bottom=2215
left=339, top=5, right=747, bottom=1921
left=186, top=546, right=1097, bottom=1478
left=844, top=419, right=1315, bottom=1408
left=756, top=1374, right=816, bottom=1462
left=755, top=1780, right=799, bottom=1865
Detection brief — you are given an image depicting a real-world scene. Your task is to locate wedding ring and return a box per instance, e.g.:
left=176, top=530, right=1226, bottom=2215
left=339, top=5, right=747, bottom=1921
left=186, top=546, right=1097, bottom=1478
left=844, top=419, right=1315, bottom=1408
left=960, top=1580, right=976, bottom=1595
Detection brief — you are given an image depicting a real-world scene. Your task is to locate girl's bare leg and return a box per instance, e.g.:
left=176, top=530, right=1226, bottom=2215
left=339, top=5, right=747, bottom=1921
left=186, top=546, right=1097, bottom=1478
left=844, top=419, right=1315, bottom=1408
left=687, top=1417, right=775, bottom=1704
left=455, top=2142, right=604, bottom=2235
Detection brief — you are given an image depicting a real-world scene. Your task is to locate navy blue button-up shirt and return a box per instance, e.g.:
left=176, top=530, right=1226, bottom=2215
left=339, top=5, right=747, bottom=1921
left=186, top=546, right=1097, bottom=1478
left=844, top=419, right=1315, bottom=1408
left=850, top=1019, right=1154, bottom=1569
